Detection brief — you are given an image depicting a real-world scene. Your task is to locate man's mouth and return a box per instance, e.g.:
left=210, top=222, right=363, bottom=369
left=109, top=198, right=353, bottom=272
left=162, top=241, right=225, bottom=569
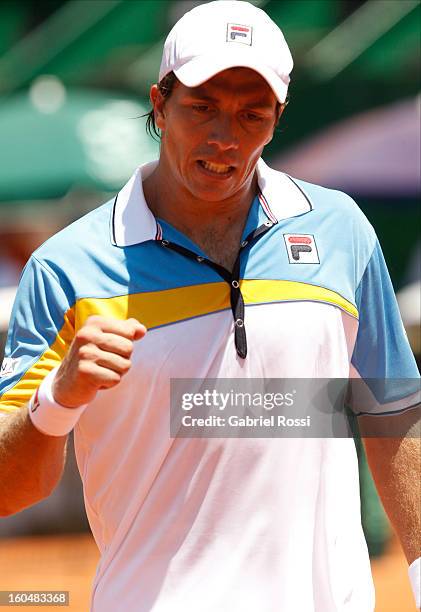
left=198, top=160, right=234, bottom=175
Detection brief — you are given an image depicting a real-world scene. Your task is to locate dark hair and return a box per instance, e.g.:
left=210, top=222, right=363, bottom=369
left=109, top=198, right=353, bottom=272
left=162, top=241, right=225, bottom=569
left=144, top=71, right=178, bottom=141
left=143, top=71, right=289, bottom=140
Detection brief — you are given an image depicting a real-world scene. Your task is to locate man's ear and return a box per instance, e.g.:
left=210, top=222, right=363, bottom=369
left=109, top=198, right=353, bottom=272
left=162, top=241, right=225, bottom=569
left=264, top=101, right=286, bottom=144
left=264, top=103, right=285, bottom=145
left=150, top=84, right=166, bottom=131
left=275, top=102, right=286, bottom=127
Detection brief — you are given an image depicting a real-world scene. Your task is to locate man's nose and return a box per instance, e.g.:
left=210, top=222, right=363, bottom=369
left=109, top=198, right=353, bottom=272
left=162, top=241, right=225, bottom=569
left=207, top=115, right=239, bottom=151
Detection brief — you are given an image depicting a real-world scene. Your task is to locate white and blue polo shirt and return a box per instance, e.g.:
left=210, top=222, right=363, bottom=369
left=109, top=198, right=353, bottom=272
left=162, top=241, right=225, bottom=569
left=1, top=158, right=419, bottom=611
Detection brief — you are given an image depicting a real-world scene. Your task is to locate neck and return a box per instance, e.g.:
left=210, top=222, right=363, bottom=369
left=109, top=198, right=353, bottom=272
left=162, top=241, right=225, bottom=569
left=142, top=157, right=258, bottom=233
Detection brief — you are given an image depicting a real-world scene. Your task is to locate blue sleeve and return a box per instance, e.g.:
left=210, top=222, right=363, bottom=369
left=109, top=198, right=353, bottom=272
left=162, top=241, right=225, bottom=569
left=0, top=256, right=75, bottom=412
left=349, top=241, right=420, bottom=415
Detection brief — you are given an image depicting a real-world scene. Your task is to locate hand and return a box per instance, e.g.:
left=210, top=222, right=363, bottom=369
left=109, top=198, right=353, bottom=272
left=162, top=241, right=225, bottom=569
left=52, top=316, right=146, bottom=408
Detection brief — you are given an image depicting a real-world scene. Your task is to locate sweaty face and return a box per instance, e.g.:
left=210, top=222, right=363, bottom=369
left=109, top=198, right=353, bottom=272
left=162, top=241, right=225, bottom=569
left=154, top=68, right=279, bottom=203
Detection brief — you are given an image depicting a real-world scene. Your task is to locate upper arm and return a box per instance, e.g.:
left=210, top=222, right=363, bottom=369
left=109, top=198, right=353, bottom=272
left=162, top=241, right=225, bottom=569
left=348, top=239, right=420, bottom=426
left=0, top=256, right=75, bottom=414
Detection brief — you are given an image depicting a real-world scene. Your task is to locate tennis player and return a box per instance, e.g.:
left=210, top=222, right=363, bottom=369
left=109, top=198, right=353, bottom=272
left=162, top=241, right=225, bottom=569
left=0, top=2, right=420, bottom=610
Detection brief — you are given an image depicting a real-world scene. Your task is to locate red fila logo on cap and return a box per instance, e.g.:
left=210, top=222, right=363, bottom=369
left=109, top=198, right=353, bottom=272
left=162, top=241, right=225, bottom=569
left=227, top=23, right=253, bottom=45
left=283, top=234, right=320, bottom=264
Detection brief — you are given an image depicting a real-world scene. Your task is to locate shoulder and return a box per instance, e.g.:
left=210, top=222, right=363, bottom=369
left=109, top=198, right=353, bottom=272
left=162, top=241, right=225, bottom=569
left=265, top=162, right=377, bottom=260
left=291, top=175, right=373, bottom=231
left=293, top=176, right=377, bottom=281
left=260, top=159, right=375, bottom=241
left=32, top=199, right=115, bottom=271
left=34, top=199, right=114, bottom=259
left=28, top=199, right=120, bottom=298
left=264, top=162, right=379, bottom=290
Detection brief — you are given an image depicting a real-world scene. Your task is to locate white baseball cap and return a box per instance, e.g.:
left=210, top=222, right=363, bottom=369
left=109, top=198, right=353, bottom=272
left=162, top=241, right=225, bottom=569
left=159, top=0, right=293, bottom=103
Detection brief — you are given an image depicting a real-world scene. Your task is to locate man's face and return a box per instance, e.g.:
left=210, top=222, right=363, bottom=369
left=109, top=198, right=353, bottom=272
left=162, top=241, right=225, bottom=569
left=152, top=68, right=280, bottom=203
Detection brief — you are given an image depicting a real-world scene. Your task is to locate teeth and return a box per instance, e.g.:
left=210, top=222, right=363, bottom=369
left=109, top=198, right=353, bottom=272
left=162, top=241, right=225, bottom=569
left=201, top=161, right=231, bottom=174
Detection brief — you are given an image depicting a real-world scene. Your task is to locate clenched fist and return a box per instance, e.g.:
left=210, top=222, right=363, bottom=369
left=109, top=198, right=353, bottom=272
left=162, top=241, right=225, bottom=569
left=53, top=316, right=146, bottom=409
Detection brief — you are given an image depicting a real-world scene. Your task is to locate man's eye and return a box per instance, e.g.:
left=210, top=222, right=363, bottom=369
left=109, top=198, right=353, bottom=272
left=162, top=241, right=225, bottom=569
left=244, top=112, right=262, bottom=122
left=192, top=104, right=210, bottom=112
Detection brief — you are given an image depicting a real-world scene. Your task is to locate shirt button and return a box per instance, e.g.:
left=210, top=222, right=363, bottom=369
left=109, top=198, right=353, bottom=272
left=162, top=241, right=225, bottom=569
left=231, top=280, right=240, bottom=289
left=235, top=318, right=244, bottom=328
left=161, top=239, right=169, bottom=246
left=264, top=220, right=273, bottom=227
left=197, top=256, right=204, bottom=262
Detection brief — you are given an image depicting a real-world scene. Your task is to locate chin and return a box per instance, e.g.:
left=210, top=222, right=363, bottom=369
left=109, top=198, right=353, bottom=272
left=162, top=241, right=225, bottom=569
left=190, top=174, right=239, bottom=197
left=191, top=186, right=235, bottom=202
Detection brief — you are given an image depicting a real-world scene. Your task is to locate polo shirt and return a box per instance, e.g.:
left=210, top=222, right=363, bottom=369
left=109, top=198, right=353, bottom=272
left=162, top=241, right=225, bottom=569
left=0, top=158, right=419, bottom=611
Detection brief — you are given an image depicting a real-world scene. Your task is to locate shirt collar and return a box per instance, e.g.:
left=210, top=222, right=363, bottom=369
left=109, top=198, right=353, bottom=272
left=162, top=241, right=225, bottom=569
left=111, top=158, right=312, bottom=247
left=255, top=158, right=313, bottom=222
left=111, top=160, right=159, bottom=247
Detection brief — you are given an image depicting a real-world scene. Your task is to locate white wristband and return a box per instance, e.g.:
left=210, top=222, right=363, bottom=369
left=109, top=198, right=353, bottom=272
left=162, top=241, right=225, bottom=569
left=28, top=367, right=87, bottom=437
left=409, top=557, right=421, bottom=609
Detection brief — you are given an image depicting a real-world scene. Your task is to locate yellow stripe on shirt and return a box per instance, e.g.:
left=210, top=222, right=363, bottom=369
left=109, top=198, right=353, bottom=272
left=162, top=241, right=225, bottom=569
left=75, top=281, right=231, bottom=331
left=0, top=310, right=75, bottom=411
left=240, top=279, right=358, bottom=319
left=0, top=279, right=357, bottom=412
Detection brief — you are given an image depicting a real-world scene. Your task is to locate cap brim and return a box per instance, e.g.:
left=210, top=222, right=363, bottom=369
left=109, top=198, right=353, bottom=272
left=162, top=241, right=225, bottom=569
left=174, top=47, right=289, bottom=104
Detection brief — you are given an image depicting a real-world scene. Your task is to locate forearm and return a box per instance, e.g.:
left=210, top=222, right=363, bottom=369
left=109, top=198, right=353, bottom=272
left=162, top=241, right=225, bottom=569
left=363, top=435, right=421, bottom=564
left=0, top=407, right=67, bottom=516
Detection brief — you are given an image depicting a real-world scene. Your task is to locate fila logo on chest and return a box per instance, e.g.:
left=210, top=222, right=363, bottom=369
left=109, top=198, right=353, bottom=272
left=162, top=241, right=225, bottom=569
left=283, top=234, right=320, bottom=264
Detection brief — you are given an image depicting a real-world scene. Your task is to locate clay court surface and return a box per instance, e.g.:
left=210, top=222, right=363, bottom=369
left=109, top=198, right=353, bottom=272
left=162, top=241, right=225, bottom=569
left=0, top=532, right=415, bottom=611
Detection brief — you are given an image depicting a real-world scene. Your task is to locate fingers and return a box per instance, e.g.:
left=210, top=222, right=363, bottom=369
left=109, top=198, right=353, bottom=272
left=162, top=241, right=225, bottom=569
left=75, top=318, right=147, bottom=356
left=83, top=332, right=134, bottom=359
left=86, top=316, right=147, bottom=341
left=78, top=345, right=131, bottom=375
left=73, top=318, right=145, bottom=378
left=76, top=360, right=124, bottom=390
left=53, top=316, right=147, bottom=408
left=131, top=319, right=147, bottom=341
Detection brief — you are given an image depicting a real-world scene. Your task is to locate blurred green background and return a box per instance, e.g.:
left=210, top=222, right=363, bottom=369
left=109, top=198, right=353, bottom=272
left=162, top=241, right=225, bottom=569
left=0, top=0, right=419, bottom=554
